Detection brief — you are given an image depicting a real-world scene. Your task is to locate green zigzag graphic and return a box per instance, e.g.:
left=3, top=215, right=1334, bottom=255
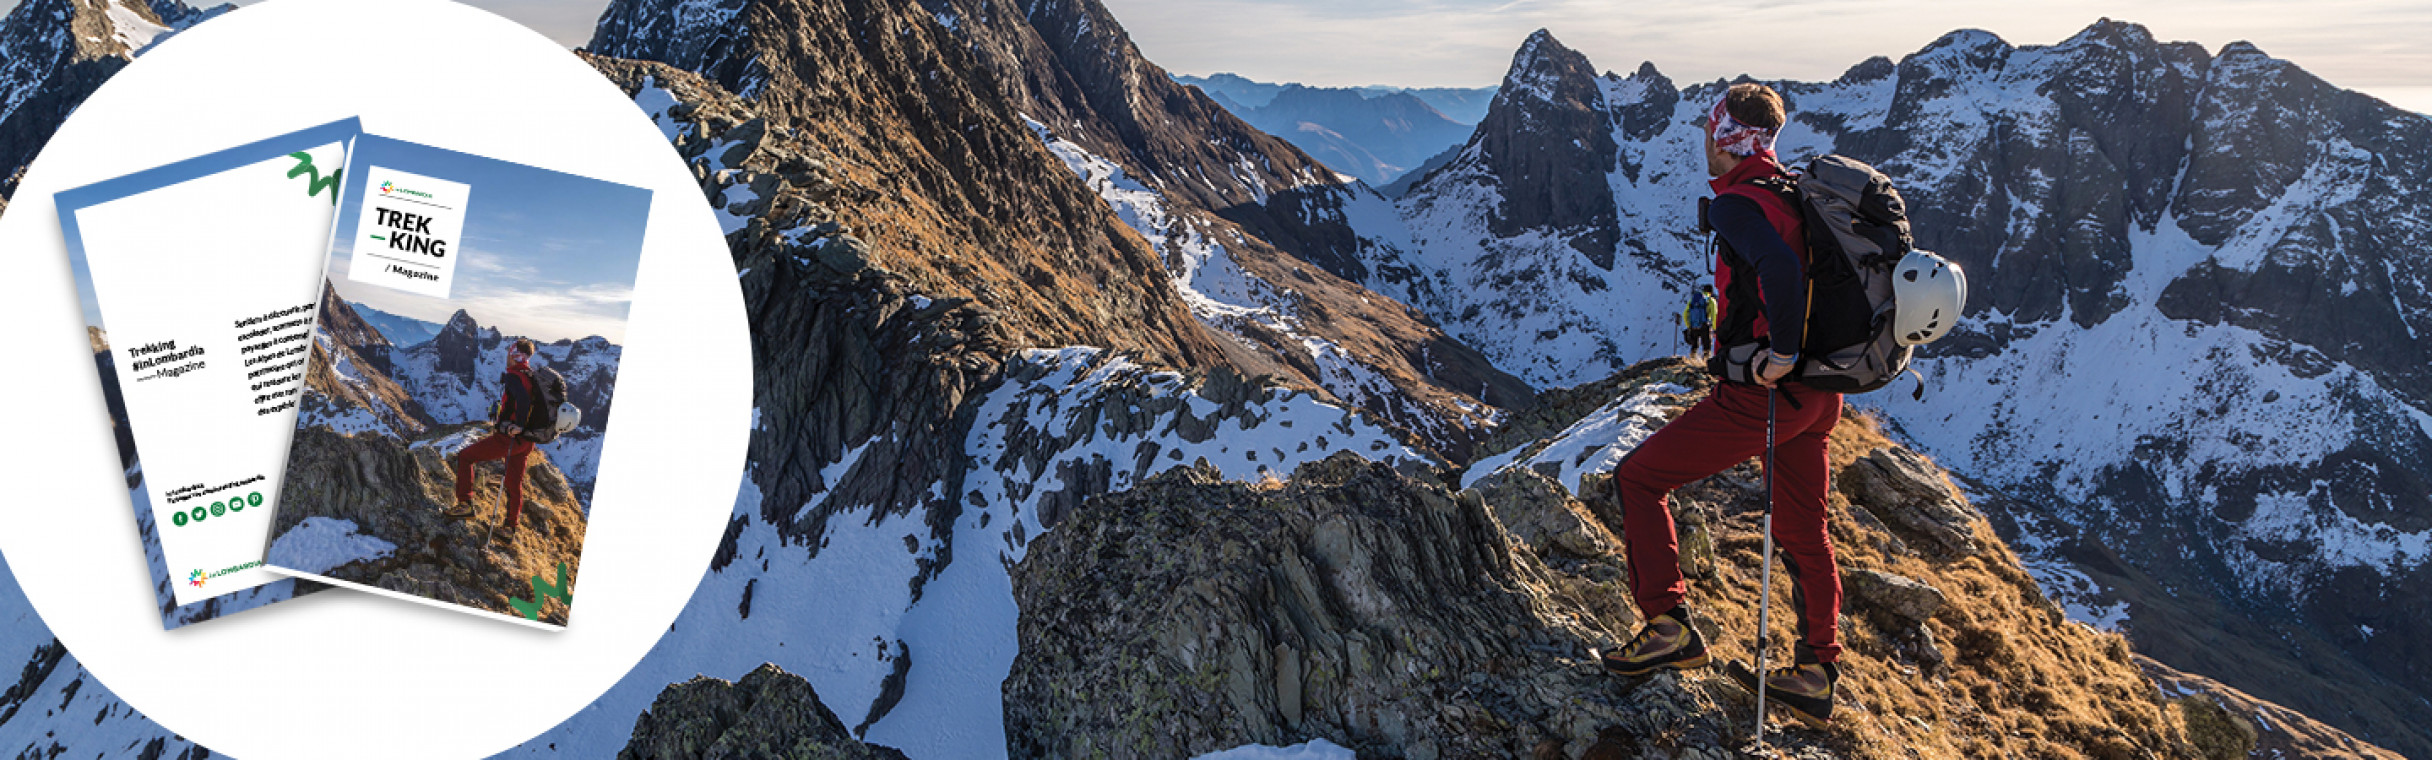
left=285, top=151, right=342, bottom=205
left=508, top=562, right=572, bottom=621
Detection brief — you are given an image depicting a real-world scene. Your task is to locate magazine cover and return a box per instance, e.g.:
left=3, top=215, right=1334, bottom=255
left=262, top=134, right=651, bottom=629
left=53, top=118, right=360, bottom=629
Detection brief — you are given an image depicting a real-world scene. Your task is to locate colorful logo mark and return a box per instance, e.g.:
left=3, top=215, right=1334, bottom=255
left=187, top=569, right=208, bottom=588
left=379, top=181, right=395, bottom=194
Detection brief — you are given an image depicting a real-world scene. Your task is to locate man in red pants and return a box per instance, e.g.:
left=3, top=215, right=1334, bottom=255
left=447, top=338, right=540, bottom=536
left=1599, top=83, right=1846, bottom=727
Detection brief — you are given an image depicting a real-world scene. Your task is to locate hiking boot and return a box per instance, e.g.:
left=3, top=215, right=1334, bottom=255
left=1601, top=609, right=1709, bottom=676
left=443, top=500, right=476, bottom=520
left=1726, top=660, right=1838, bottom=727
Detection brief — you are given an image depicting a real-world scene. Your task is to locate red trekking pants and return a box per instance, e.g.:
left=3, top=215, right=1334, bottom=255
left=1612, top=381, right=1843, bottom=663
left=453, top=432, right=535, bottom=528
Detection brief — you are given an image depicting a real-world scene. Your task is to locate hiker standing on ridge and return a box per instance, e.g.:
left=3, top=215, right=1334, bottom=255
left=447, top=338, right=540, bottom=537
left=1599, top=83, right=1847, bottom=727
left=1681, top=285, right=1717, bottom=359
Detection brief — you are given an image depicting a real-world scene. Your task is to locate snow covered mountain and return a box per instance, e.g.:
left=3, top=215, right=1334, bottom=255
left=1350, top=23, right=2432, bottom=753
left=593, top=0, right=1530, bottom=461
left=1182, top=73, right=1497, bottom=125
left=0, top=0, right=225, bottom=201
left=1172, top=73, right=1478, bottom=187
left=349, top=300, right=441, bottom=347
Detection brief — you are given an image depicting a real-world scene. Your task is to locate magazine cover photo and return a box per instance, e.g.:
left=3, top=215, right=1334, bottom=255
left=265, top=135, right=652, bottom=629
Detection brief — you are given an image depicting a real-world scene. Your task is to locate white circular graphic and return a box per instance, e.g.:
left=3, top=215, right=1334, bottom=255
left=0, top=0, right=750, bottom=756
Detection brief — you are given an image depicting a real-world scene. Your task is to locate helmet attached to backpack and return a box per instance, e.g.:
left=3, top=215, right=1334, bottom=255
left=1892, top=250, right=1966, bottom=346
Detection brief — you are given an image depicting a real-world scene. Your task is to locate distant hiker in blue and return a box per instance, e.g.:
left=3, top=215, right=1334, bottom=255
left=1681, top=284, right=1717, bottom=359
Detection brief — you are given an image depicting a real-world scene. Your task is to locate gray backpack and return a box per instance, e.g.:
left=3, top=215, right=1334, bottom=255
left=1711, top=155, right=1923, bottom=397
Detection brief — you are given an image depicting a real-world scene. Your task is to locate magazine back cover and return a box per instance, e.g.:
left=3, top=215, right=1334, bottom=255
left=54, top=119, right=361, bottom=629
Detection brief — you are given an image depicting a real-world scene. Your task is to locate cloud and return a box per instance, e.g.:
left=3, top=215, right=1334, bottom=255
left=446, top=280, right=635, bottom=344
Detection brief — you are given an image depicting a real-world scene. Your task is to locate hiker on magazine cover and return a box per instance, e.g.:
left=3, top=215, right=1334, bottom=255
left=446, top=338, right=541, bottom=537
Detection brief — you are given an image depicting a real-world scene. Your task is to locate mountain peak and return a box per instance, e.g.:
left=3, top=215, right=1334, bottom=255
left=2063, top=17, right=2158, bottom=49
left=1837, top=55, right=1896, bottom=84
left=1912, top=27, right=2010, bottom=62
left=1508, top=28, right=1573, bottom=73
left=588, top=0, right=756, bottom=83
left=1456, top=28, right=1620, bottom=266
left=2216, top=39, right=2272, bottom=60
left=1498, top=28, right=1597, bottom=105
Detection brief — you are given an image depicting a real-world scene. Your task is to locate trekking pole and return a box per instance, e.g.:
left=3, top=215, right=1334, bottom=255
left=1753, top=385, right=1777, bottom=748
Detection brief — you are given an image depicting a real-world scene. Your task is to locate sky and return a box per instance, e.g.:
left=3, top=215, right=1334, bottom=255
left=330, top=135, right=651, bottom=345
left=14, top=0, right=2422, bottom=112
left=1099, top=0, right=2432, bottom=115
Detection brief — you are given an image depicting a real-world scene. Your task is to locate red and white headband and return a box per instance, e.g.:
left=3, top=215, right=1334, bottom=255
left=1707, top=97, right=1777, bottom=158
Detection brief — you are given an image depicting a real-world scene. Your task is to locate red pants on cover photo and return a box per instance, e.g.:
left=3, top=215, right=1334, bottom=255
left=454, top=432, right=535, bottom=528
left=1611, top=381, right=1844, bottom=663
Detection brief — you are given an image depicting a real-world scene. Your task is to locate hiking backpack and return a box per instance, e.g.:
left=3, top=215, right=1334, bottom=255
left=515, top=366, right=573, bottom=443
left=1706, top=154, right=1931, bottom=397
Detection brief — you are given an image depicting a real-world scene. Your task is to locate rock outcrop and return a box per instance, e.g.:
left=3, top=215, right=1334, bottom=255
left=1006, top=454, right=1741, bottom=759
left=1836, top=448, right=1985, bottom=558
left=617, top=664, right=909, bottom=760
left=1467, top=466, right=1617, bottom=559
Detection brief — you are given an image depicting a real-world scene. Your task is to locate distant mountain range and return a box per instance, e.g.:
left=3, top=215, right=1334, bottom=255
left=1175, top=73, right=1490, bottom=189
left=349, top=300, right=441, bottom=346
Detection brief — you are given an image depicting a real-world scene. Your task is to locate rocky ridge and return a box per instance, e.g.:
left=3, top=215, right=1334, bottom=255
left=1004, top=359, right=2399, bottom=758
left=617, top=664, right=910, bottom=760
left=587, top=0, right=1532, bottom=461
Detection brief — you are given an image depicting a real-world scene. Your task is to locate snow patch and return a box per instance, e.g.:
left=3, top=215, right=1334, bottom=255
left=266, top=517, right=398, bottom=575
left=1192, top=739, right=1357, bottom=760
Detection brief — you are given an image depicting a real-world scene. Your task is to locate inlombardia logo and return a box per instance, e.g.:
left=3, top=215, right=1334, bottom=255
left=187, top=569, right=209, bottom=588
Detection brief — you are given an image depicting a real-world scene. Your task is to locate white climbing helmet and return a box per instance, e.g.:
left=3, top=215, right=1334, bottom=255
left=554, top=402, right=582, bottom=434
left=1892, top=249, right=1966, bottom=346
